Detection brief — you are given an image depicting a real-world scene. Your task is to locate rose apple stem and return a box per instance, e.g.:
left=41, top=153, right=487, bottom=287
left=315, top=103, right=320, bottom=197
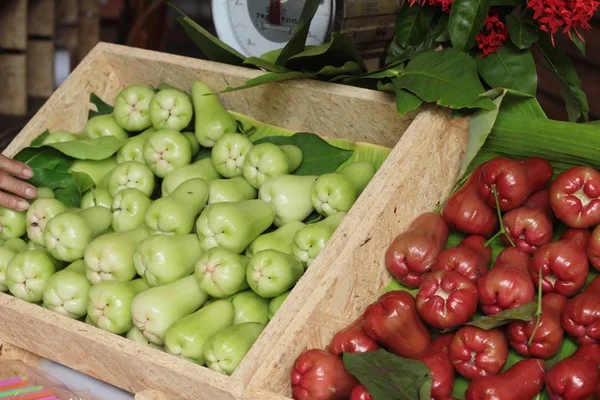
left=484, top=187, right=515, bottom=247
left=527, top=268, right=544, bottom=347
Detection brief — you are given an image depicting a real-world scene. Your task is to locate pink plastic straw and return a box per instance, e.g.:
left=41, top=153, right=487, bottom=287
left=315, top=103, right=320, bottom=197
left=0, top=379, right=23, bottom=389
left=32, top=397, right=57, bottom=400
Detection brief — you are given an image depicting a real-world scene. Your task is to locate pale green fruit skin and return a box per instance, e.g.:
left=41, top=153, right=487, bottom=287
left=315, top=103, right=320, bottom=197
left=42, top=131, right=78, bottom=144
left=203, top=322, right=266, bottom=375
left=113, top=85, right=155, bottom=132
left=110, top=188, right=152, bottom=232
left=246, top=250, right=304, bottom=298
left=27, top=240, right=44, bottom=250
left=246, top=221, right=305, bottom=257
left=33, top=187, right=55, bottom=200
left=0, top=246, right=19, bottom=292
left=133, top=234, right=202, bottom=287
left=6, top=250, right=56, bottom=302
left=259, top=175, right=317, bottom=227
left=107, top=161, right=155, bottom=197
left=311, top=173, right=357, bottom=217
left=242, top=144, right=303, bottom=189
left=84, top=114, right=129, bottom=139
left=211, top=133, right=254, bottom=178
left=81, top=188, right=113, bottom=210
left=192, top=81, right=237, bottom=147
left=149, top=88, right=193, bottom=132
left=131, top=275, right=208, bottom=345
left=230, top=290, right=269, bottom=325
left=165, top=299, right=235, bottom=364
left=69, top=157, right=118, bottom=187
left=208, top=177, right=257, bottom=205
left=142, top=129, right=192, bottom=178
left=26, top=199, right=68, bottom=246
left=161, top=158, right=221, bottom=196
left=183, top=132, right=200, bottom=157
left=126, top=326, right=164, bottom=350
left=42, top=260, right=91, bottom=319
left=87, top=279, right=149, bottom=334
left=145, top=178, right=209, bottom=236
left=116, top=128, right=156, bottom=164
left=195, top=247, right=249, bottom=298
left=268, top=291, right=290, bottom=320
left=339, top=161, right=376, bottom=194
left=5, top=238, right=27, bottom=252
left=0, top=206, right=26, bottom=240
left=43, top=207, right=112, bottom=262
left=292, top=212, right=347, bottom=268
left=196, top=199, right=275, bottom=253
left=84, top=227, right=149, bottom=284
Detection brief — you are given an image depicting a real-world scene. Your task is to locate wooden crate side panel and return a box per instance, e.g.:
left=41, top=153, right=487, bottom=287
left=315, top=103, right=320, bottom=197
left=244, top=109, right=469, bottom=396
left=0, top=0, right=27, bottom=49
left=27, top=0, right=55, bottom=36
left=27, top=39, right=55, bottom=97
left=0, top=295, right=243, bottom=400
left=0, top=54, right=27, bottom=116
left=101, top=44, right=415, bottom=148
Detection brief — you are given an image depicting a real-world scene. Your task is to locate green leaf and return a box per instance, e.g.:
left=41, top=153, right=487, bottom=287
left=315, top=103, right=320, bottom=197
left=88, top=94, right=114, bottom=119
left=396, top=3, right=439, bottom=47
left=476, top=44, right=538, bottom=96
left=535, top=34, right=589, bottom=122
left=259, top=49, right=283, bottom=64
left=382, top=279, right=419, bottom=296
left=569, top=31, right=586, bottom=56
left=27, top=168, right=85, bottom=208
left=393, top=48, right=496, bottom=110
left=14, top=147, right=75, bottom=171
left=219, top=71, right=314, bottom=94
left=316, top=61, right=364, bottom=79
left=506, top=15, right=539, bottom=49
left=243, top=57, right=289, bottom=73
left=275, top=0, right=321, bottom=65
left=171, top=5, right=246, bottom=67
left=285, top=33, right=367, bottom=73
left=463, top=301, right=537, bottom=330
left=303, top=211, right=324, bottom=224
left=254, top=133, right=353, bottom=175
left=156, top=82, right=178, bottom=91
left=419, top=378, right=433, bottom=400
left=30, top=130, right=51, bottom=147
left=451, top=377, right=469, bottom=399
left=449, top=0, right=492, bottom=51
left=30, top=136, right=125, bottom=160
left=546, top=338, right=578, bottom=370
left=343, top=349, right=432, bottom=400
left=72, top=171, right=95, bottom=194
left=395, top=88, right=424, bottom=116
left=435, top=13, right=451, bottom=42
left=499, top=92, right=547, bottom=118
left=232, top=112, right=295, bottom=142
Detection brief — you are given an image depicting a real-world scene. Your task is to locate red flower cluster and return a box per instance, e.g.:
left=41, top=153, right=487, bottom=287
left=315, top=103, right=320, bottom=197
left=476, top=10, right=510, bottom=57
left=527, top=0, right=599, bottom=45
left=408, top=0, right=454, bottom=13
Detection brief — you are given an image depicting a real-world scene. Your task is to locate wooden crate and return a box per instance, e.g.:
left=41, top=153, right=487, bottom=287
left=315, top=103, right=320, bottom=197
left=0, top=54, right=28, bottom=116
left=0, top=42, right=469, bottom=399
left=0, top=0, right=27, bottom=50
left=26, top=39, right=55, bottom=97
left=27, top=0, right=55, bottom=37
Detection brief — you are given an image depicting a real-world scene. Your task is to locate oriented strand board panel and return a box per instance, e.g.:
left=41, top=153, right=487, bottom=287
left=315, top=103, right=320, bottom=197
left=0, top=54, right=27, bottom=116
left=0, top=0, right=27, bottom=49
left=27, top=0, right=55, bottom=36
left=27, top=39, right=55, bottom=97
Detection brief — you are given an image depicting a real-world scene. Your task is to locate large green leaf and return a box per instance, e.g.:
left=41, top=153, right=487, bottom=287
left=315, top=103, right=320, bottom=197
left=219, top=71, right=315, bottom=94
left=506, top=15, right=539, bottom=49
left=275, top=0, right=321, bottom=64
left=394, top=87, right=424, bottom=116
left=393, top=48, right=496, bottom=110
left=499, top=93, right=547, bottom=117
left=343, top=350, right=432, bottom=400
left=464, top=302, right=537, bottom=330
left=30, top=136, right=125, bottom=160
left=535, top=34, right=589, bottom=122
left=569, top=31, right=586, bottom=56
left=285, top=33, right=367, bottom=73
left=546, top=338, right=578, bottom=370
left=476, top=44, right=538, bottom=96
left=449, top=0, right=492, bottom=51
left=243, top=57, right=289, bottom=73
left=395, top=3, right=439, bottom=47
left=88, top=94, right=114, bottom=119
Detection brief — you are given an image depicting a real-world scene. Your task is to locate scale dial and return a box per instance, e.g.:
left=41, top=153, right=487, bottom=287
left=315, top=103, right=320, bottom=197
left=212, top=0, right=334, bottom=58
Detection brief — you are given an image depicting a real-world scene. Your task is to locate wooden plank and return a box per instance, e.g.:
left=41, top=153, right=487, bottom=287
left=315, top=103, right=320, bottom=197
left=77, top=0, right=100, bottom=63
left=0, top=0, right=27, bottom=50
left=27, top=0, right=55, bottom=37
left=26, top=39, right=55, bottom=97
left=55, top=0, right=77, bottom=24
left=0, top=54, right=27, bottom=116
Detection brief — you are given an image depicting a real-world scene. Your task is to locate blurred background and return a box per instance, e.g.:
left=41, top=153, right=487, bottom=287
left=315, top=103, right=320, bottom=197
left=0, top=0, right=598, bottom=150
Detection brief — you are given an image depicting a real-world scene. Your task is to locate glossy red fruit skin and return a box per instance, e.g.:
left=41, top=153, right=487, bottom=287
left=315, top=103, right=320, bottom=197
left=433, top=236, right=490, bottom=283
left=465, top=358, right=546, bottom=400
left=550, top=166, right=600, bottom=229
left=362, top=291, right=431, bottom=358
left=506, top=293, right=567, bottom=359
left=529, top=238, right=589, bottom=298
left=587, top=225, right=600, bottom=272
left=524, top=188, right=554, bottom=219
left=442, top=165, right=499, bottom=238
left=350, top=385, right=373, bottom=400
left=561, top=290, right=600, bottom=344
left=291, top=349, right=358, bottom=400
left=477, top=247, right=535, bottom=315
left=328, top=316, right=380, bottom=356
left=585, top=275, right=600, bottom=294
left=416, top=270, right=479, bottom=329
left=385, top=212, right=449, bottom=289
left=478, top=157, right=553, bottom=212
left=561, top=228, right=591, bottom=249
left=501, top=206, right=554, bottom=254
left=448, top=326, right=508, bottom=380
left=416, top=334, right=456, bottom=399
left=545, top=344, right=600, bottom=400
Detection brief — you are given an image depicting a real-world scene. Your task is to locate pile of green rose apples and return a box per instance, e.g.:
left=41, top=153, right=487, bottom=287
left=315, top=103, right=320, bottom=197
left=0, top=80, right=378, bottom=375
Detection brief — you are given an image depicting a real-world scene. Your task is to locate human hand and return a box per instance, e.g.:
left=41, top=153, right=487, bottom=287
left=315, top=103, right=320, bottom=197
left=0, top=155, right=37, bottom=211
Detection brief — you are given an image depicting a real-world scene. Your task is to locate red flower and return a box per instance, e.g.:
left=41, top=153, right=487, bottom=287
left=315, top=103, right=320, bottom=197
left=409, top=0, right=454, bottom=13
left=527, top=0, right=599, bottom=45
left=476, top=10, right=510, bottom=57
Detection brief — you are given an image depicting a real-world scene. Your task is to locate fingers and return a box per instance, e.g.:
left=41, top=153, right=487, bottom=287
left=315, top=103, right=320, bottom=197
left=0, top=191, right=30, bottom=211
left=0, top=173, right=36, bottom=202
left=0, top=154, right=33, bottom=180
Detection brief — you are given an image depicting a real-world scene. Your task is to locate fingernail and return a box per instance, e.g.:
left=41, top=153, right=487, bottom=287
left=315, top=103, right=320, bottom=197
left=17, top=200, right=30, bottom=211
left=22, top=167, right=33, bottom=179
left=25, top=187, right=37, bottom=198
